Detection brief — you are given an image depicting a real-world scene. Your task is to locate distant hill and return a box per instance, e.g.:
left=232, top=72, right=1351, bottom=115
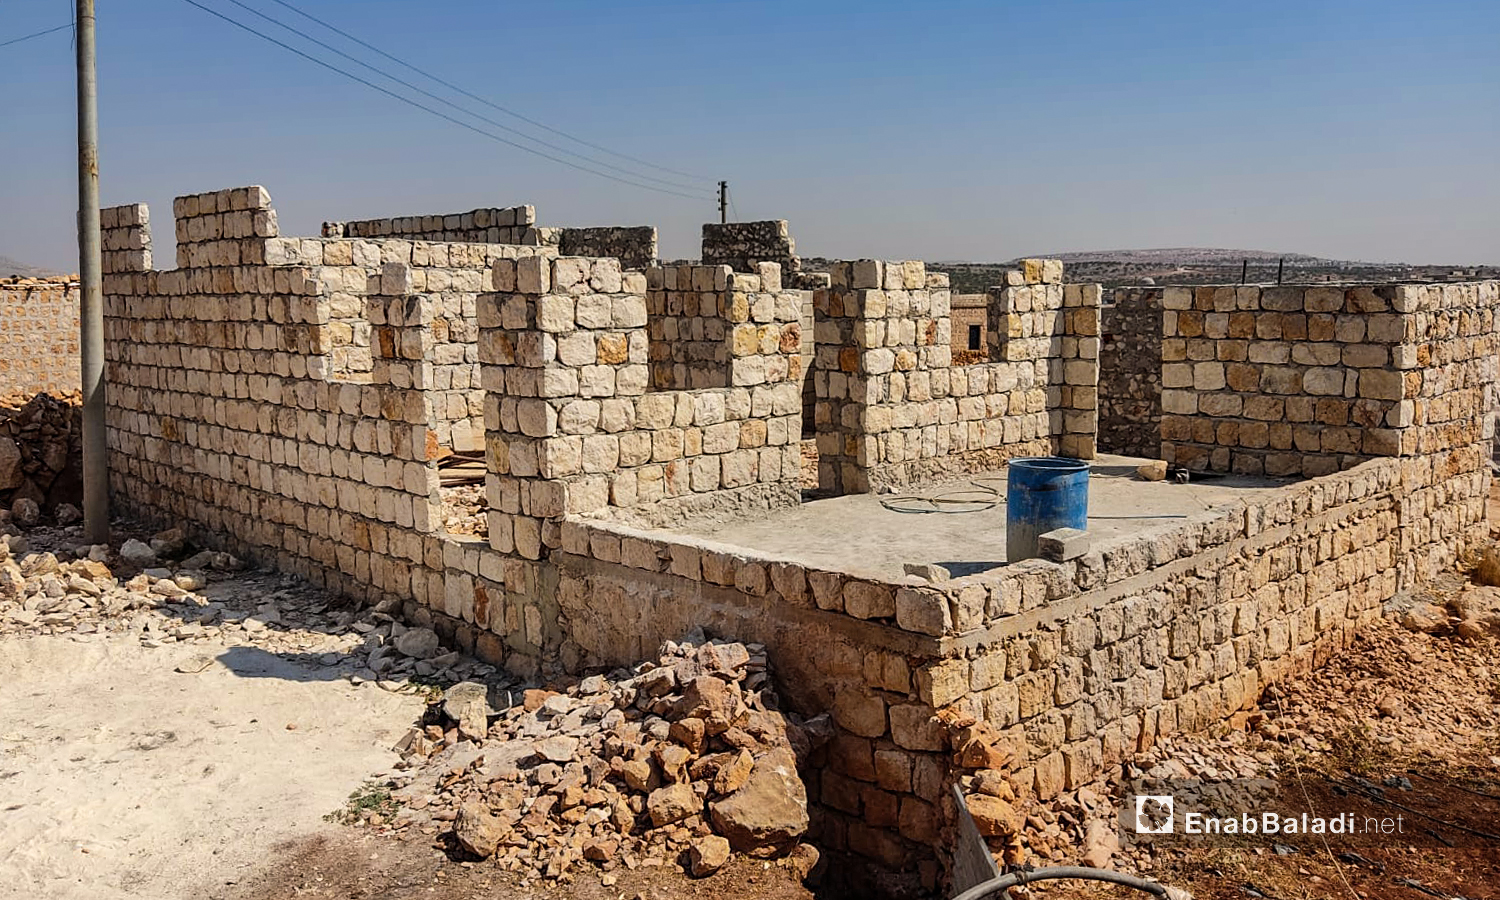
left=1004, top=248, right=1333, bottom=266
left=0, top=255, right=62, bottom=278
left=924, top=248, right=1499, bottom=292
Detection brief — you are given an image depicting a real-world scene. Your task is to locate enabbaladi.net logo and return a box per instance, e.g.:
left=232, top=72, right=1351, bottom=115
left=1118, top=776, right=1496, bottom=849
left=1130, top=792, right=1379, bottom=837
left=1134, top=795, right=1174, bottom=833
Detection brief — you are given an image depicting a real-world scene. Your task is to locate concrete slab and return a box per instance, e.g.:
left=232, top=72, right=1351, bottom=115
left=678, top=455, right=1290, bottom=582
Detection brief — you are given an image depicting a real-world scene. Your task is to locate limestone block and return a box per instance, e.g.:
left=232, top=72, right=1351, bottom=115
left=844, top=260, right=883, bottom=290
left=833, top=690, right=887, bottom=739
left=1039, top=527, right=1090, bottom=562
left=517, top=257, right=551, bottom=294
left=896, top=587, right=951, bottom=636
left=808, top=571, right=844, bottom=612
left=538, top=296, right=575, bottom=333
left=843, top=581, right=896, bottom=619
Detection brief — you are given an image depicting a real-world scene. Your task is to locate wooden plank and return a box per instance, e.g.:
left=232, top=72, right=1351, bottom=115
left=950, top=785, right=1001, bottom=896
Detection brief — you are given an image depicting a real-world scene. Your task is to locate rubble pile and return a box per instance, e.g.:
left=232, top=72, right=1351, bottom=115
left=0, top=391, right=82, bottom=520
left=440, top=483, right=488, bottom=537
left=0, top=520, right=502, bottom=689
left=380, top=634, right=829, bottom=884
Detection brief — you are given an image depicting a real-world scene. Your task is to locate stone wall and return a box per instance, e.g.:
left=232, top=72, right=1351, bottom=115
left=0, top=278, right=80, bottom=396
left=483, top=256, right=806, bottom=535
left=173, top=192, right=557, bottom=452
left=558, top=226, right=657, bottom=272
left=702, top=220, right=799, bottom=274
left=644, top=262, right=792, bottom=391
left=282, top=239, right=552, bottom=453
left=171, top=186, right=277, bottom=269
left=903, top=448, right=1487, bottom=802
left=501, top=437, right=1489, bottom=869
left=322, top=205, right=542, bottom=246
left=96, top=182, right=1498, bottom=880
left=1098, top=287, right=1163, bottom=458
left=1161, top=282, right=1499, bottom=477
left=812, top=259, right=1098, bottom=494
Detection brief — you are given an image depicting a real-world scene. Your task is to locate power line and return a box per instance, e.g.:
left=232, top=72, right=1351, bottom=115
left=0, top=22, right=72, bottom=49
left=263, top=0, right=711, bottom=184
left=177, top=0, right=712, bottom=201
left=221, top=0, right=708, bottom=194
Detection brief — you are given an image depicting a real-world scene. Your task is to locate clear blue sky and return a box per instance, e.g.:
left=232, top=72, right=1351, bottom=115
left=3, top=0, right=1497, bottom=271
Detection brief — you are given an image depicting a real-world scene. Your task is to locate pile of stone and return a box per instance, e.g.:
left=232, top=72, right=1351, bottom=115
left=0, top=520, right=502, bottom=691
left=440, top=483, right=488, bottom=538
left=0, top=391, right=82, bottom=522
left=0, top=526, right=232, bottom=638
left=380, top=633, right=829, bottom=884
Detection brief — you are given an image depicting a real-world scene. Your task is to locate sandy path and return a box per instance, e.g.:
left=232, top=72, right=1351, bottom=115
left=0, top=630, right=423, bottom=900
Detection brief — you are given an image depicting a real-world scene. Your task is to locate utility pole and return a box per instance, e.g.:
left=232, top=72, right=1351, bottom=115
left=76, top=0, right=108, bottom=544
left=718, top=181, right=727, bottom=224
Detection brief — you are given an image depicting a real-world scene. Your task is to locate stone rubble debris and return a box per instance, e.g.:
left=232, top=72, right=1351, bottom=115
left=372, top=632, right=830, bottom=884
left=0, top=391, right=81, bottom=519
left=441, top=483, right=488, bottom=538
left=0, top=517, right=503, bottom=693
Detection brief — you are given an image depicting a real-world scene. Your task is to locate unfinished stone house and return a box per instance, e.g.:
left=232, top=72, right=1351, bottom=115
left=95, top=185, right=1495, bottom=872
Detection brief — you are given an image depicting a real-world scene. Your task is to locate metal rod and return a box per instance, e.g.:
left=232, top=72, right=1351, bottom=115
left=1241, top=258, right=1248, bottom=284
left=76, top=0, right=109, bottom=544
left=1277, top=256, right=1285, bottom=284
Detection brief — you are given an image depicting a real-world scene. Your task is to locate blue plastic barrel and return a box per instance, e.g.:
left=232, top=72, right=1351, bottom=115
left=1006, top=457, right=1089, bottom=563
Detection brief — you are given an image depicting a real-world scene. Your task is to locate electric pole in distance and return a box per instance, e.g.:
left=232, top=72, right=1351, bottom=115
left=76, top=0, right=108, bottom=543
left=718, top=181, right=727, bottom=224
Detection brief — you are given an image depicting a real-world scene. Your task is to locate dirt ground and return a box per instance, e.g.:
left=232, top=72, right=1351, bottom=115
left=0, top=628, right=423, bottom=900
left=220, top=831, right=813, bottom=900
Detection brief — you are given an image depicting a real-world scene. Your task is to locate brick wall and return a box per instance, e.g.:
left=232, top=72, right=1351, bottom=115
left=1098, top=287, right=1163, bottom=458
left=0, top=278, right=80, bottom=396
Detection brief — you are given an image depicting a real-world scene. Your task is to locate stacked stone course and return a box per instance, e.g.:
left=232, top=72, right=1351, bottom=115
left=250, top=217, right=554, bottom=451
left=0, top=278, right=80, bottom=395
left=558, top=226, right=657, bottom=272
left=171, top=186, right=278, bottom=269
left=1161, top=282, right=1499, bottom=477
left=323, top=205, right=541, bottom=245
left=644, top=261, right=794, bottom=391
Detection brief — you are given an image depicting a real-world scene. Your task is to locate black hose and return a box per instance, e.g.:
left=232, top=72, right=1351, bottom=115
left=950, top=866, right=1174, bottom=900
